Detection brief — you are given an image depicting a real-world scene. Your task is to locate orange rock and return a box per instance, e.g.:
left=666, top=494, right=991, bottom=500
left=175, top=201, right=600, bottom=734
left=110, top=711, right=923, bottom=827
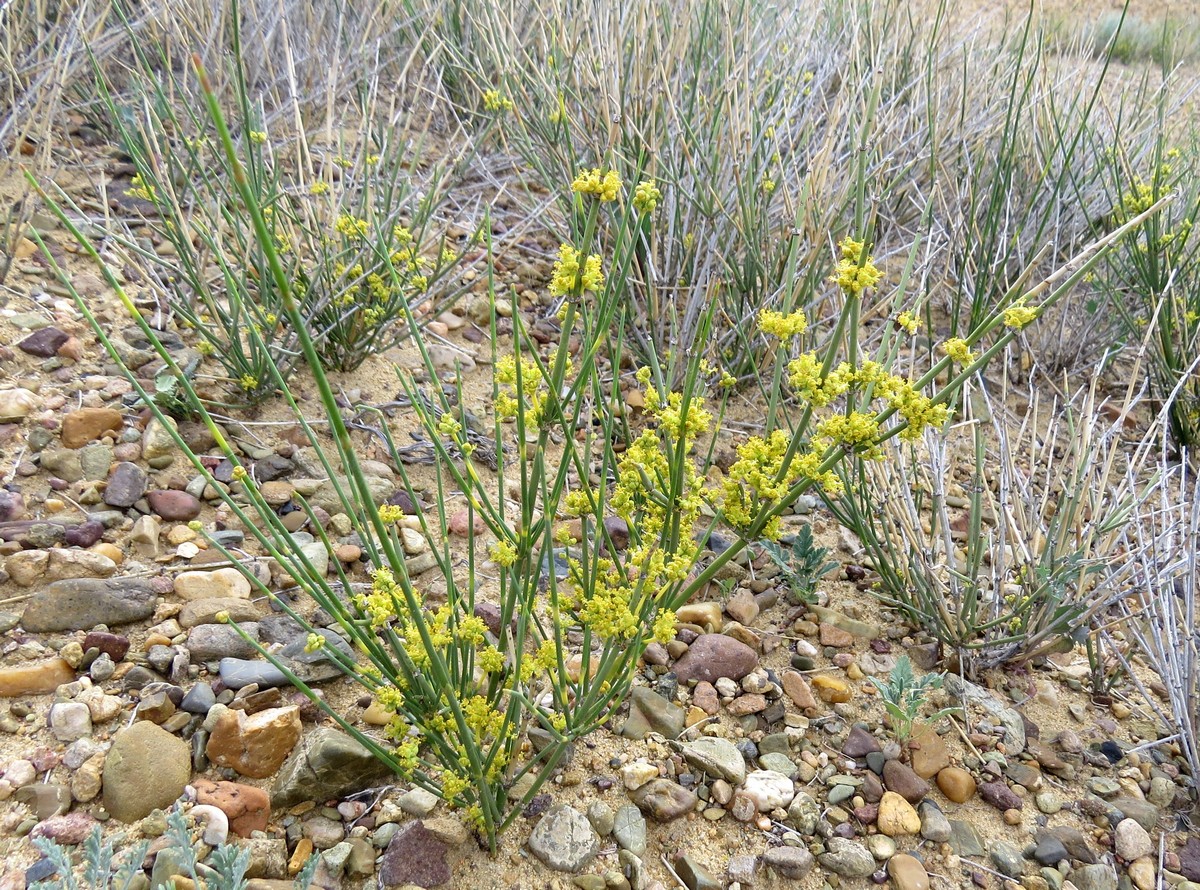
left=909, top=727, right=950, bottom=779
left=818, top=623, right=854, bottom=648
left=781, top=671, right=818, bottom=710
left=288, top=838, right=314, bottom=877
left=0, top=658, right=76, bottom=697
left=936, top=766, right=977, bottom=803
left=61, top=408, right=124, bottom=449
left=192, top=778, right=271, bottom=837
left=810, top=675, right=851, bottom=704
left=205, top=706, right=301, bottom=779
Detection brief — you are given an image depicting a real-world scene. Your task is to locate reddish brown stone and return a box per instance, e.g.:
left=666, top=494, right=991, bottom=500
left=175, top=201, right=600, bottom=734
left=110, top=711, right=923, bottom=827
left=193, top=778, right=271, bottom=836
left=205, top=706, right=301, bottom=779
left=672, top=634, right=758, bottom=683
left=379, top=821, right=450, bottom=887
left=61, top=408, right=123, bottom=448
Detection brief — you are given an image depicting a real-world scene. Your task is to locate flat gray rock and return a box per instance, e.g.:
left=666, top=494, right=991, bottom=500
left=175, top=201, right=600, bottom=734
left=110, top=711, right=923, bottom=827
left=22, top=578, right=156, bottom=632
left=528, top=805, right=600, bottom=873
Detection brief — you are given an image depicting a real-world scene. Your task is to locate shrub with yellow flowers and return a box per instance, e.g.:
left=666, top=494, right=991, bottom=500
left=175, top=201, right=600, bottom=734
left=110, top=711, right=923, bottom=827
left=36, top=59, right=1172, bottom=853
left=87, top=45, right=487, bottom=402
left=1096, top=142, right=1200, bottom=449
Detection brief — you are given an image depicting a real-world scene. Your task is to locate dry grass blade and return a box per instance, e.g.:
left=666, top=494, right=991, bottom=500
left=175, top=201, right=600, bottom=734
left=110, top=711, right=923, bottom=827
left=1116, top=445, right=1199, bottom=802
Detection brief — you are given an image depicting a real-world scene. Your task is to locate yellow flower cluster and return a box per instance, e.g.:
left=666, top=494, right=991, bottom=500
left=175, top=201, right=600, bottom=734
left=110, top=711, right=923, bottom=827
left=549, top=244, right=604, bottom=297
left=719, top=430, right=841, bottom=538
left=818, top=411, right=882, bottom=459
left=489, top=539, right=518, bottom=567
left=565, top=370, right=711, bottom=640
left=651, top=610, right=677, bottom=645
left=830, top=238, right=883, bottom=296
left=494, top=354, right=548, bottom=427
left=787, top=353, right=852, bottom=407
left=571, top=168, right=622, bottom=202
left=335, top=214, right=369, bottom=239
left=633, top=179, right=662, bottom=214
left=482, top=89, right=514, bottom=112
left=942, top=338, right=975, bottom=364
left=1002, top=300, right=1038, bottom=329
left=303, top=632, right=326, bottom=653
left=759, top=308, right=809, bottom=339
left=896, top=310, right=920, bottom=334
left=378, top=504, right=407, bottom=523
left=126, top=174, right=156, bottom=203
left=356, top=566, right=405, bottom=627
left=249, top=130, right=268, bottom=144
left=575, top=562, right=641, bottom=640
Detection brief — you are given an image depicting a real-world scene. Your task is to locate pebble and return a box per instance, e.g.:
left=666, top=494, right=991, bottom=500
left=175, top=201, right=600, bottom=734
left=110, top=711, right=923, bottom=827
left=14, top=783, right=72, bottom=820
left=528, top=804, right=600, bottom=872
left=397, top=787, right=439, bottom=817
left=187, top=623, right=260, bottom=660
left=1070, top=863, right=1118, bottom=890
left=674, top=854, right=720, bottom=890
left=103, top=462, right=148, bottom=507
left=989, top=840, right=1024, bottom=878
left=206, top=706, right=301, bottom=778
left=677, top=603, right=723, bottom=630
left=741, top=770, right=794, bottom=811
left=877, top=791, right=921, bottom=836
left=678, top=737, right=746, bottom=786
left=192, top=778, right=271, bottom=836
left=302, top=815, right=345, bottom=850
left=936, top=766, right=976, bottom=803
left=144, top=489, right=202, bottom=520
left=0, top=388, right=38, bottom=422
left=20, top=578, right=157, bottom=631
left=918, top=800, right=951, bottom=842
left=18, top=326, right=69, bottom=356
left=621, top=687, right=684, bottom=740
left=909, top=729, right=950, bottom=778
left=270, top=726, right=393, bottom=807
left=378, top=821, right=450, bottom=887
left=763, top=846, right=815, bottom=880
left=1035, top=791, right=1062, bottom=814
left=29, top=811, right=98, bottom=845
left=781, top=671, right=818, bottom=709
left=866, top=835, right=897, bottom=860
left=1127, top=857, right=1157, bottom=890
left=175, top=568, right=252, bottom=601
left=672, top=634, right=758, bottom=683
left=978, top=780, right=1022, bottom=811
left=620, top=760, right=659, bottom=791
left=0, top=658, right=76, bottom=696
left=612, top=804, right=646, bottom=856
left=947, top=820, right=986, bottom=857
left=883, top=759, right=930, bottom=803
left=48, top=702, right=92, bottom=742
left=843, top=726, right=882, bottom=758
left=629, top=778, right=698, bottom=822
left=60, top=408, right=123, bottom=448
left=1114, top=817, right=1152, bottom=861
left=587, top=801, right=615, bottom=837
left=102, top=721, right=191, bottom=822
left=887, top=853, right=930, bottom=890
left=810, top=674, right=851, bottom=703
left=180, top=597, right=261, bottom=628
left=818, top=837, right=876, bottom=877
left=1032, top=835, right=1069, bottom=866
